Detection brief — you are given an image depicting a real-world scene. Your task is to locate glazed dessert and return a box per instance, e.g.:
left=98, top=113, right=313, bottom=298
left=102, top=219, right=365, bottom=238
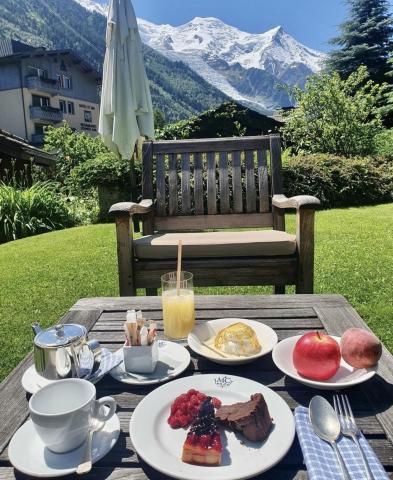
left=168, top=389, right=221, bottom=429
left=216, top=393, right=273, bottom=442
left=182, top=397, right=222, bottom=466
left=214, top=322, right=261, bottom=356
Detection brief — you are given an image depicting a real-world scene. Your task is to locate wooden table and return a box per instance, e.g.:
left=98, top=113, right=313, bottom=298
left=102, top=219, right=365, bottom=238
left=1, top=295, right=393, bottom=479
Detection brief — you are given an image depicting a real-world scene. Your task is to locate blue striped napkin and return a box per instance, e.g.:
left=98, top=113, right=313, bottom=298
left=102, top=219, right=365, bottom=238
left=79, top=348, right=122, bottom=381
left=295, top=406, right=389, bottom=480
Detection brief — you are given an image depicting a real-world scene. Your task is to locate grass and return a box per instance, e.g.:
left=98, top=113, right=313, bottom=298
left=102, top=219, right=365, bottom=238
left=0, top=203, right=392, bottom=381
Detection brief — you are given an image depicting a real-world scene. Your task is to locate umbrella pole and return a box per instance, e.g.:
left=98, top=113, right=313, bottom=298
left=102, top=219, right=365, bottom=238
left=130, top=148, right=140, bottom=233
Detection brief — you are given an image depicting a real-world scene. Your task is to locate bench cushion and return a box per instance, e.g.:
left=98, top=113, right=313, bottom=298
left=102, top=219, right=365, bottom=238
left=134, top=231, right=297, bottom=259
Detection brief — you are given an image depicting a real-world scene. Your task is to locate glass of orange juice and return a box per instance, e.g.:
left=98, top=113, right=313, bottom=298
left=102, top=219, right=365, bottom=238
left=161, top=272, right=195, bottom=340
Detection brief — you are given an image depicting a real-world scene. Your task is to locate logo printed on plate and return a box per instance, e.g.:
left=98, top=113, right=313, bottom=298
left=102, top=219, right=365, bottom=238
left=214, top=375, right=234, bottom=388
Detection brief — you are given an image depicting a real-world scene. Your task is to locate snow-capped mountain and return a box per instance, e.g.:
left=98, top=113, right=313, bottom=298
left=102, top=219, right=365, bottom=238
left=74, top=1, right=325, bottom=113
left=138, top=17, right=325, bottom=113
left=139, top=17, right=322, bottom=76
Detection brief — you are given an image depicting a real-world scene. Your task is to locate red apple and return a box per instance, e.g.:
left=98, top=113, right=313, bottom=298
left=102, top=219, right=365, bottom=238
left=293, top=332, right=341, bottom=381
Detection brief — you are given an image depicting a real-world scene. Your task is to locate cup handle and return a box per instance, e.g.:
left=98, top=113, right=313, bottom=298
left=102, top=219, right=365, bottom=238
left=94, top=396, right=116, bottom=422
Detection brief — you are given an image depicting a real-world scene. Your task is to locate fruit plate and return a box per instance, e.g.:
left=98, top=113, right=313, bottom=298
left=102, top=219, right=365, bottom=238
left=272, top=335, right=377, bottom=390
left=129, top=374, right=295, bottom=480
left=187, top=318, right=278, bottom=365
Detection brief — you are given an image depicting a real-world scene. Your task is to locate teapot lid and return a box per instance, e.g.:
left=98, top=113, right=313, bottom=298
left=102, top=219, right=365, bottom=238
left=34, top=324, right=87, bottom=348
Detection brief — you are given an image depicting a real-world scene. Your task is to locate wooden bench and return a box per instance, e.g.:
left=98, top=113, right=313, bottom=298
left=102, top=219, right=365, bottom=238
left=110, top=135, right=320, bottom=296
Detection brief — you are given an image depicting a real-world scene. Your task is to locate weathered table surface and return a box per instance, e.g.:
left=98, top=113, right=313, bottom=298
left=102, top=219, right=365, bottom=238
left=1, top=294, right=393, bottom=479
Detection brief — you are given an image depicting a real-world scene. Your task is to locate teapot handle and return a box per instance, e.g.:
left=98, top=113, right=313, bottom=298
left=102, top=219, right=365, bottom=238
left=86, top=339, right=102, bottom=376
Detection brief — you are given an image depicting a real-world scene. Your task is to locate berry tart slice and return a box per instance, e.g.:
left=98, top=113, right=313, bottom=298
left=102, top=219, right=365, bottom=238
left=182, top=397, right=222, bottom=466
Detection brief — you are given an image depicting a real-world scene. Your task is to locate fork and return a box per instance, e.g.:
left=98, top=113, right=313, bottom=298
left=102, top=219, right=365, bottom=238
left=334, top=394, right=375, bottom=480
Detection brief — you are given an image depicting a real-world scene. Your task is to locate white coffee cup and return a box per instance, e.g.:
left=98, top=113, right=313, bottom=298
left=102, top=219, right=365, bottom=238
left=29, top=378, right=116, bottom=453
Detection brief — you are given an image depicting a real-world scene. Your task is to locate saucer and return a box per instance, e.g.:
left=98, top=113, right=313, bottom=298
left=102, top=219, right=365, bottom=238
left=8, top=414, right=120, bottom=477
left=109, top=340, right=191, bottom=385
left=22, top=364, right=103, bottom=395
left=21, top=348, right=119, bottom=394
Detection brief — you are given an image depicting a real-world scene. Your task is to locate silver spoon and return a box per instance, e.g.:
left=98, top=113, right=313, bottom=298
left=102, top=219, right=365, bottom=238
left=76, top=418, right=104, bottom=475
left=309, top=396, right=351, bottom=480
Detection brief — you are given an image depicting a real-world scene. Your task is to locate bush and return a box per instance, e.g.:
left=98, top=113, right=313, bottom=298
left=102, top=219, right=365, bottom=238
left=70, top=152, right=137, bottom=190
left=69, top=153, right=140, bottom=222
left=0, top=181, right=77, bottom=243
left=281, top=67, right=385, bottom=157
left=283, top=154, right=393, bottom=208
left=374, top=129, right=393, bottom=159
left=44, top=123, right=108, bottom=186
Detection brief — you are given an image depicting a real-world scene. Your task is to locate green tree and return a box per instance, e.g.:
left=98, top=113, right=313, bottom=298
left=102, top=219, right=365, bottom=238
left=154, top=109, right=166, bottom=130
left=326, top=0, right=393, bottom=84
left=281, top=67, right=385, bottom=157
left=379, top=55, right=393, bottom=125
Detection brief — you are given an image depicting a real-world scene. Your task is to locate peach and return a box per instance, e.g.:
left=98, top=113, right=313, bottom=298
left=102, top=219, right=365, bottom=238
left=341, top=328, right=382, bottom=368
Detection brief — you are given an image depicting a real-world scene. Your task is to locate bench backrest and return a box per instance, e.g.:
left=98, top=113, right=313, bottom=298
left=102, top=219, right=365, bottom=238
left=141, top=135, right=283, bottom=233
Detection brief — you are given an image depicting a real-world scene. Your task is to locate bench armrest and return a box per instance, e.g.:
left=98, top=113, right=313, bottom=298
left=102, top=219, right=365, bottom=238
left=109, top=199, right=153, bottom=216
left=272, top=194, right=320, bottom=210
left=272, top=195, right=319, bottom=293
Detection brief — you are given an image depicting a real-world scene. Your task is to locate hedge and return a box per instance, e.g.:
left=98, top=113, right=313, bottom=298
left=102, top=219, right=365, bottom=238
left=283, top=154, right=393, bottom=208
left=68, top=152, right=392, bottom=214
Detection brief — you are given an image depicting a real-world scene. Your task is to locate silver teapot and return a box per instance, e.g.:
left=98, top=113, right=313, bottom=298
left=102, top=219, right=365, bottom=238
left=32, top=323, right=102, bottom=380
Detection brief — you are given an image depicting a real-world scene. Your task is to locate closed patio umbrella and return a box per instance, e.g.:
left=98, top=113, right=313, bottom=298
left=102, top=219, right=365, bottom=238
left=99, top=0, right=154, bottom=191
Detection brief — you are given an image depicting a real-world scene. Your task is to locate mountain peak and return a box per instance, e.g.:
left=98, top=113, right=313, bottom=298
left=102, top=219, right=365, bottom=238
left=184, top=16, right=227, bottom=28
left=270, top=25, right=284, bottom=35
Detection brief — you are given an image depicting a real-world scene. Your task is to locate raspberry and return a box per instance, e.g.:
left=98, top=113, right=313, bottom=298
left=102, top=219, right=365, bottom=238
left=168, top=390, right=222, bottom=429
left=168, top=416, right=178, bottom=428
left=178, top=414, right=188, bottom=426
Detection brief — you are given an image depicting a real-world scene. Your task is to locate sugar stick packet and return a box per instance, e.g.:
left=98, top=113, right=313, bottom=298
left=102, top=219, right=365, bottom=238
left=126, top=310, right=138, bottom=346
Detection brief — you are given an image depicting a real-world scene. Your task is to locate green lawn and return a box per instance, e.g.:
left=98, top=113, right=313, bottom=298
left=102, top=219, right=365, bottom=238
left=1, top=203, right=392, bottom=382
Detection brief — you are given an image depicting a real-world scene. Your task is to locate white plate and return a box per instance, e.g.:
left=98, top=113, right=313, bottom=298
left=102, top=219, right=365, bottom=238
left=8, top=413, right=120, bottom=477
left=130, top=374, right=295, bottom=480
left=272, top=335, right=377, bottom=390
left=22, top=364, right=103, bottom=395
left=109, top=340, right=191, bottom=385
left=187, top=318, right=278, bottom=365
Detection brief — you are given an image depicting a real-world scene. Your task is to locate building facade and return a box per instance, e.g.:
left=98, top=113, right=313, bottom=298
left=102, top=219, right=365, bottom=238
left=0, top=40, right=102, bottom=145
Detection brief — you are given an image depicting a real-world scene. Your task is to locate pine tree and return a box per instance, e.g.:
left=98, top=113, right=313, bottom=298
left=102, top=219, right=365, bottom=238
left=327, top=0, right=393, bottom=84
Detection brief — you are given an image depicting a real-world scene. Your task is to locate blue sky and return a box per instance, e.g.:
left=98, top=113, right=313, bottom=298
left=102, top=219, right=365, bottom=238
left=132, top=0, right=393, bottom=52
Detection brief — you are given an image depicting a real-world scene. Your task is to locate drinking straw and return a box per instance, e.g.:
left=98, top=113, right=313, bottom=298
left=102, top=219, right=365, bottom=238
left=176, top=240, right=182, bottom=296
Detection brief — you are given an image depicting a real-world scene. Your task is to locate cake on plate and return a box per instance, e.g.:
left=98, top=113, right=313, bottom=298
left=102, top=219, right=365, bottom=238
left=216, top=393, right=273, bottom=442
left=182, top=397, right=222, bottom=466
left=214, top=322, right=261, bottom=356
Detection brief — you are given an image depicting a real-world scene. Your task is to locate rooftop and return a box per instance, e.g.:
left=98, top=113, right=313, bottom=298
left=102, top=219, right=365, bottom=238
left=0, top=39, right=102, bottom=80
left=0, top=129, right=56, bottom=167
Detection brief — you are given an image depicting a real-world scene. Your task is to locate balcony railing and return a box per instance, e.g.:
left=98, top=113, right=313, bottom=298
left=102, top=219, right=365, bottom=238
left=29, top=106, right=63, bottom=123
left=30, top=134, right=45, bottom=146
left=25, top=75, right=59, bottom=93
